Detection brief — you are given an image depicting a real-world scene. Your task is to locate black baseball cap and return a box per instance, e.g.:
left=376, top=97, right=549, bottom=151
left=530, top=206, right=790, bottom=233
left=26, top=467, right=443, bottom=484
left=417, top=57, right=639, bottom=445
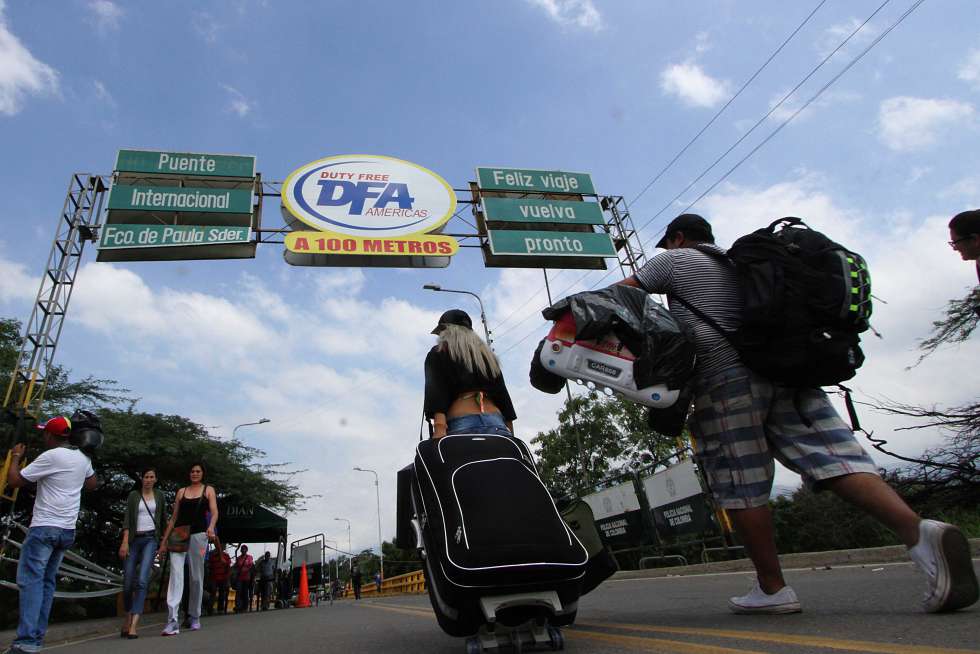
left=656, top=213, right=713, bottom=248
left=431, top=309, right=473, bottom=334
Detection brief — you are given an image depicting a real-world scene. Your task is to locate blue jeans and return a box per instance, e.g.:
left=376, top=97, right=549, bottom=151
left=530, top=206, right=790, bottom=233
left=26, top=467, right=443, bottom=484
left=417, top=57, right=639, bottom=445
left=446, top=412, right=512, bottom=436
left=122, top=535, right=156, bottom=615
left=15, top=526, right=75, bottom=652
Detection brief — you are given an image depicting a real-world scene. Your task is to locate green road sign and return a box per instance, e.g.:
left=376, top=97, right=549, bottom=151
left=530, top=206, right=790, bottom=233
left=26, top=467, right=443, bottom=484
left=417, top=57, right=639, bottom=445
left=476, top=167, right=595, bottom=194
left=115, top=149, right=256, bottom=178
left=98, top=224, right=251, bottom=250
left=482, top=197, right=604, bottom=225
left=108, top=184, right=253, bottom=213
left=487, top=229, right=616, bottom=257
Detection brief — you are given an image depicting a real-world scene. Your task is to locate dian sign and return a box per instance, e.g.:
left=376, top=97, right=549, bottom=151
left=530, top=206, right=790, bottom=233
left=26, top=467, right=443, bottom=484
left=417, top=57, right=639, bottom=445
left=281, top=155, right=456, bottom=238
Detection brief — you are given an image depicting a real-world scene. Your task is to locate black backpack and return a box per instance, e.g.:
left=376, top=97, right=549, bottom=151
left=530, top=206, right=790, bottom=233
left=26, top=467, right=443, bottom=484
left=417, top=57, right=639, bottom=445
left=672, top=217, right=872, bottom=388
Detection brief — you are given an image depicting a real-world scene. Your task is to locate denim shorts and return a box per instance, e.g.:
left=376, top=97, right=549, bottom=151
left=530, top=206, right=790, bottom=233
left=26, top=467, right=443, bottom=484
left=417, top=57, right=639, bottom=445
left=688, top=366, right=879, bottom=509
left=446, top=412, right=512, bottom=437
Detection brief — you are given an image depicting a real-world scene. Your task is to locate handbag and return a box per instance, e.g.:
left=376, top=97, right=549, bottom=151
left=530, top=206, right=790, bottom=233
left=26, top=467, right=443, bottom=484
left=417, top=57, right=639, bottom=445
left=167, top=486, right=207, bottom=553
left=167, top=525, right=191, bottom=553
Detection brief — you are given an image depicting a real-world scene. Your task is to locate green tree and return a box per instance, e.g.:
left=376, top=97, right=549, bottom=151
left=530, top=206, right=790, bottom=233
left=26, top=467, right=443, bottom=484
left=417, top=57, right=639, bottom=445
left=532, top=390, right=682, bottom=497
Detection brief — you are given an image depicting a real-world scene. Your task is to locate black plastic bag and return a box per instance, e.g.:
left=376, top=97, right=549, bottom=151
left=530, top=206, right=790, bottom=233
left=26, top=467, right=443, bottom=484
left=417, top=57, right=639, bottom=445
left=529, top=338, right=566, bottom=394
left=646, top=393, right=693, bottom=439
left=541, top=286, right=696, bottom=390
left=69, top=410, right=103, bottom=455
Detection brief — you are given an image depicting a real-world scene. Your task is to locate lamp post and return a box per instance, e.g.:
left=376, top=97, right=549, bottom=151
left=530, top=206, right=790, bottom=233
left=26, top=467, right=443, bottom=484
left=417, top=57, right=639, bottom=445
left=333, top=517, right=352, bottom=574
left=353, top=467, right=383, bottom=580
left=422, top=284, right=493, bottom=349
left=233, top=418, right=270, bottom=439
left=323, top=539, right=340, bottom=582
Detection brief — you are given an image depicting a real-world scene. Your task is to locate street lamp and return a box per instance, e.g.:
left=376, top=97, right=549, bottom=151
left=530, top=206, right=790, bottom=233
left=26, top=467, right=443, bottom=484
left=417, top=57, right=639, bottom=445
left=333, top=517, right=352, bottom=573
left=233, top=418, right=270, bottom=438
left=353, top=467, right=383, bottom=580
left=422, top=284, right=493, bottom=349
left=323, top=539, right=340, bottom=582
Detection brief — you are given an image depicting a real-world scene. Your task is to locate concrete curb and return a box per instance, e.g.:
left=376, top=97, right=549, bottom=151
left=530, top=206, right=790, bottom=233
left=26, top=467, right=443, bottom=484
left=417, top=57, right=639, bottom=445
left=612, top=539, right=980, bottom=581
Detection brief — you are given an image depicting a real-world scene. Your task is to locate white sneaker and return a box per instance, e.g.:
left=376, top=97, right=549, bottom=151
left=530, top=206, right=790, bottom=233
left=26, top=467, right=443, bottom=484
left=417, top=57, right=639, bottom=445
left=907, top=519, right=979, bottom=613
left=160, top=620, right=179, bottom=637
left=728, top=583, right=801, bottom=614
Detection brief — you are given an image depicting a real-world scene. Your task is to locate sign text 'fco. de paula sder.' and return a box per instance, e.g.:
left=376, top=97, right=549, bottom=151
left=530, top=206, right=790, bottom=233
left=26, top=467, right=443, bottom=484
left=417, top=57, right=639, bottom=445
left=281, top=155, right=458, bottom=257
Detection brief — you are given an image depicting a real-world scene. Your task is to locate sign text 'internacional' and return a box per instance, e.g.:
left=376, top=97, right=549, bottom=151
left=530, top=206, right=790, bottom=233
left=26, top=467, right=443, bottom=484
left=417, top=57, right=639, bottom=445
left=107, top=185, right=253, bottom=214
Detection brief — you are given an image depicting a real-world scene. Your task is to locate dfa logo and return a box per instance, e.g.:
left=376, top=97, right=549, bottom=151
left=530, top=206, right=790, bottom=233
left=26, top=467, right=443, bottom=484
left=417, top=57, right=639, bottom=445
left=281, top=155, right=456, bottom=238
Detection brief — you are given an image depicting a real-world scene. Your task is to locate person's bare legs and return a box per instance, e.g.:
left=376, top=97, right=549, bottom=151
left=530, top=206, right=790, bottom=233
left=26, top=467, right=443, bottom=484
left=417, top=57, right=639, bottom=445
left=128, top=613, right=140, bottom=636
left=728, top=504, right=786, bottom=594
left=822, top=472, right=920, bottom=547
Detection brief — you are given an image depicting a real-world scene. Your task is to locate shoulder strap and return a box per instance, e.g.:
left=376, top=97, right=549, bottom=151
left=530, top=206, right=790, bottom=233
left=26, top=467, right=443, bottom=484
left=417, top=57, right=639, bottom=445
left=140, top=492, right=154, bottom=520
left=667, top=292, right=737, bottom=346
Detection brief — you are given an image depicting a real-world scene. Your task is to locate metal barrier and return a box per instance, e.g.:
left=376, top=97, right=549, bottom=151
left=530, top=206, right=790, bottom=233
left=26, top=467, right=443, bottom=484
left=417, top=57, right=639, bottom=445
left=355, top=569, right=426, bottom=598
left=701, top=545, right=745, bottom=564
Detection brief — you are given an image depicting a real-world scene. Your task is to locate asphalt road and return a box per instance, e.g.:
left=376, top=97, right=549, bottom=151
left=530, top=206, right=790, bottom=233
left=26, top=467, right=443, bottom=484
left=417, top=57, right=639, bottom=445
left=48, top=561, right=979, bottom=654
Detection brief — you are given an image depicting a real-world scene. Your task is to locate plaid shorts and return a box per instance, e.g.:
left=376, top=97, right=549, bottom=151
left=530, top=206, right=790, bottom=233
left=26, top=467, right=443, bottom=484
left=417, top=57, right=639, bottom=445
left=688, top=366, right=879, bottom=509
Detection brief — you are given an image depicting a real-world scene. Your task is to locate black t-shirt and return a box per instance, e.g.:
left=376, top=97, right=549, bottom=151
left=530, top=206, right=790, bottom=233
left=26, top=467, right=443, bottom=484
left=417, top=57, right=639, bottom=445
left=423, top=347, right=517, bottom=421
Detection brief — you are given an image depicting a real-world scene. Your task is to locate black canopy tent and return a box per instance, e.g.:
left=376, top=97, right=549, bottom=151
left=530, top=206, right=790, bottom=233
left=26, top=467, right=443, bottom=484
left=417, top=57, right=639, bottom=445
left=216, top=498, right=287, bottom=544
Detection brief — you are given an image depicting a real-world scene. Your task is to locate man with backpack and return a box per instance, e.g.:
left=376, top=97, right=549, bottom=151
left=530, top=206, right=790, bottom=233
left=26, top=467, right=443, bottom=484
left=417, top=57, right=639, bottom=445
left=5, top=417, right=98, bottom=654
left=618, top=213, right=978, bottom=615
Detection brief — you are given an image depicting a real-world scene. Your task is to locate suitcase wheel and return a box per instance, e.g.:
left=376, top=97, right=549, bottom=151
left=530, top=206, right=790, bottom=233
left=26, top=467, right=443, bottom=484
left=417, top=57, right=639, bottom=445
left=548, top=626, right=564, bottom=651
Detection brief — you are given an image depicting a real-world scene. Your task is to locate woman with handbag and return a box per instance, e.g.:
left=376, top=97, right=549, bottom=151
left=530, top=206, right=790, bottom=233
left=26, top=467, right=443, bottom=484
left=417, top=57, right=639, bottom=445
left=119, top=468, right=164, bottom=639
left=157, top=462, right=218, bottom=636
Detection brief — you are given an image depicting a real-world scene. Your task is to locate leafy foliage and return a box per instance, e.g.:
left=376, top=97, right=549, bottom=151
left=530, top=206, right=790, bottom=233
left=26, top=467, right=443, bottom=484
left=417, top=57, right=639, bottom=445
left=532, top=390, right=683, bottom=497
left=1, top=316, right=304, bottom=626
left=913, top=286, right=979, bottom=365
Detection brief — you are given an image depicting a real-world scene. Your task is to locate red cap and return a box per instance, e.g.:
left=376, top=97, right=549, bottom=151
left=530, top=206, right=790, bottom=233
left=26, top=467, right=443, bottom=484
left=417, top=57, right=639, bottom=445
left=37, top=416, right=72, bottom=437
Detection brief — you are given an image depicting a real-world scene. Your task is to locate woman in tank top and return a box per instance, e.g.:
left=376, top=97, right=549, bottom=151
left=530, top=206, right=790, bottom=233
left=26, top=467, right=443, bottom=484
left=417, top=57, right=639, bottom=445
left=158, top=462, right=218, bottom=636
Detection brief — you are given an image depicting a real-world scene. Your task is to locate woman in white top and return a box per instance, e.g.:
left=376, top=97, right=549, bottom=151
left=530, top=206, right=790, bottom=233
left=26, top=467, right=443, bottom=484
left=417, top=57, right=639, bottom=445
left=119, top=469, right=165, bottom=638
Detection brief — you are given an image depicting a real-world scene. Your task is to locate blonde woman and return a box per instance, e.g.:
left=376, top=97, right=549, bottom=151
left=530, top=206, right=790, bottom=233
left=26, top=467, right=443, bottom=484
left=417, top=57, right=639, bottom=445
left=424, top=309, right=516, bottom=439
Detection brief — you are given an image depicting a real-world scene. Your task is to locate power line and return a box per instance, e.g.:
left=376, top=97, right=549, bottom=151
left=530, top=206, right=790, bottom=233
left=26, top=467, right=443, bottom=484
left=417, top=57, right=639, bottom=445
left=628, top=0, right=828, bottom=208
left=493, top=0, right=927, bottom=355
left=634, top=0, right=893, bottom=240
left=490, top=3, right=828, bottom=337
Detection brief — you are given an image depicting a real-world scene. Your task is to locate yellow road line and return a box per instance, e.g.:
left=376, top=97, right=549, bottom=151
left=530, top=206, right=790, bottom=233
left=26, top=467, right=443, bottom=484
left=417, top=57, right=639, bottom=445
left=363, top=604, right=760, bottom=654
left=361, top=603, right=436, bottom=619
left=578, top=621, right=980, bottom=654
left=570, top=629, right=766, bottom=654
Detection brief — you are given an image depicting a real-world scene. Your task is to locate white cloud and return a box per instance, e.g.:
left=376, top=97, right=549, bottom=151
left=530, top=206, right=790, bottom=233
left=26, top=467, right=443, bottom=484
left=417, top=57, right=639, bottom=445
left=766, top=89, right=861, bottom=123
left=86, top=0, right=123, bottom=33
left=93, top=79, right=116, bottom=108
left=660, top=63, right=730, bottom=109
left=957, top=48, right=980, bottom=90
left=221, top=84, right=253, bottom=117
left=816, top=17, right=879, bottom=60
left=526, top=0, right=602, bottom=31
left=694, top=31, right=711, bottom=55
left=0, top=2, right=59, bottom=115
left=876, top=96, right=975, bottom=152
left=0, top=250, right=36, bottom=304
left=939, top=175, right=980, bottom=201
left=192, top=11, right=222, bottom=44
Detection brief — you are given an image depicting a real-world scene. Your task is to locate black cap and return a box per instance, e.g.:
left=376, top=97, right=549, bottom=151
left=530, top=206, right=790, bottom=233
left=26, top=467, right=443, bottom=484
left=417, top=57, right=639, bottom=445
left=431, top=309, right=473, bottom=334
left=656, top=213, right=713, bottom=248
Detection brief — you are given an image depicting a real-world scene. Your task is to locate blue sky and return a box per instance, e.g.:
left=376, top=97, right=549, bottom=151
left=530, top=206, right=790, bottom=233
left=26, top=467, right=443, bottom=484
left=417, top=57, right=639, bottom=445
left=1, top=0, right=979, bottom=555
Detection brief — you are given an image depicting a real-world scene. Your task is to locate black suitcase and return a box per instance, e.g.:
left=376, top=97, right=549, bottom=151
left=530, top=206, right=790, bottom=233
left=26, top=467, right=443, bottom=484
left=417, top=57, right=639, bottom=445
left=409, top=433, right=587, bottom=647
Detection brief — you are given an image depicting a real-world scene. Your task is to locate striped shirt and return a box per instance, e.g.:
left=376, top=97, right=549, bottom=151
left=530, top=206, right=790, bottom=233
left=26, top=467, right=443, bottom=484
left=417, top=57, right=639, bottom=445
left=634, top=244, right=744, bottom=379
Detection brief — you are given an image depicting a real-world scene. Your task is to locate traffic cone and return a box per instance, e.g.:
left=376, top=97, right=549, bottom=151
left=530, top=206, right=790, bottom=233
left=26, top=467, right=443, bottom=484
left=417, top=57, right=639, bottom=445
left=295, top=562, right=311, bottom=608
